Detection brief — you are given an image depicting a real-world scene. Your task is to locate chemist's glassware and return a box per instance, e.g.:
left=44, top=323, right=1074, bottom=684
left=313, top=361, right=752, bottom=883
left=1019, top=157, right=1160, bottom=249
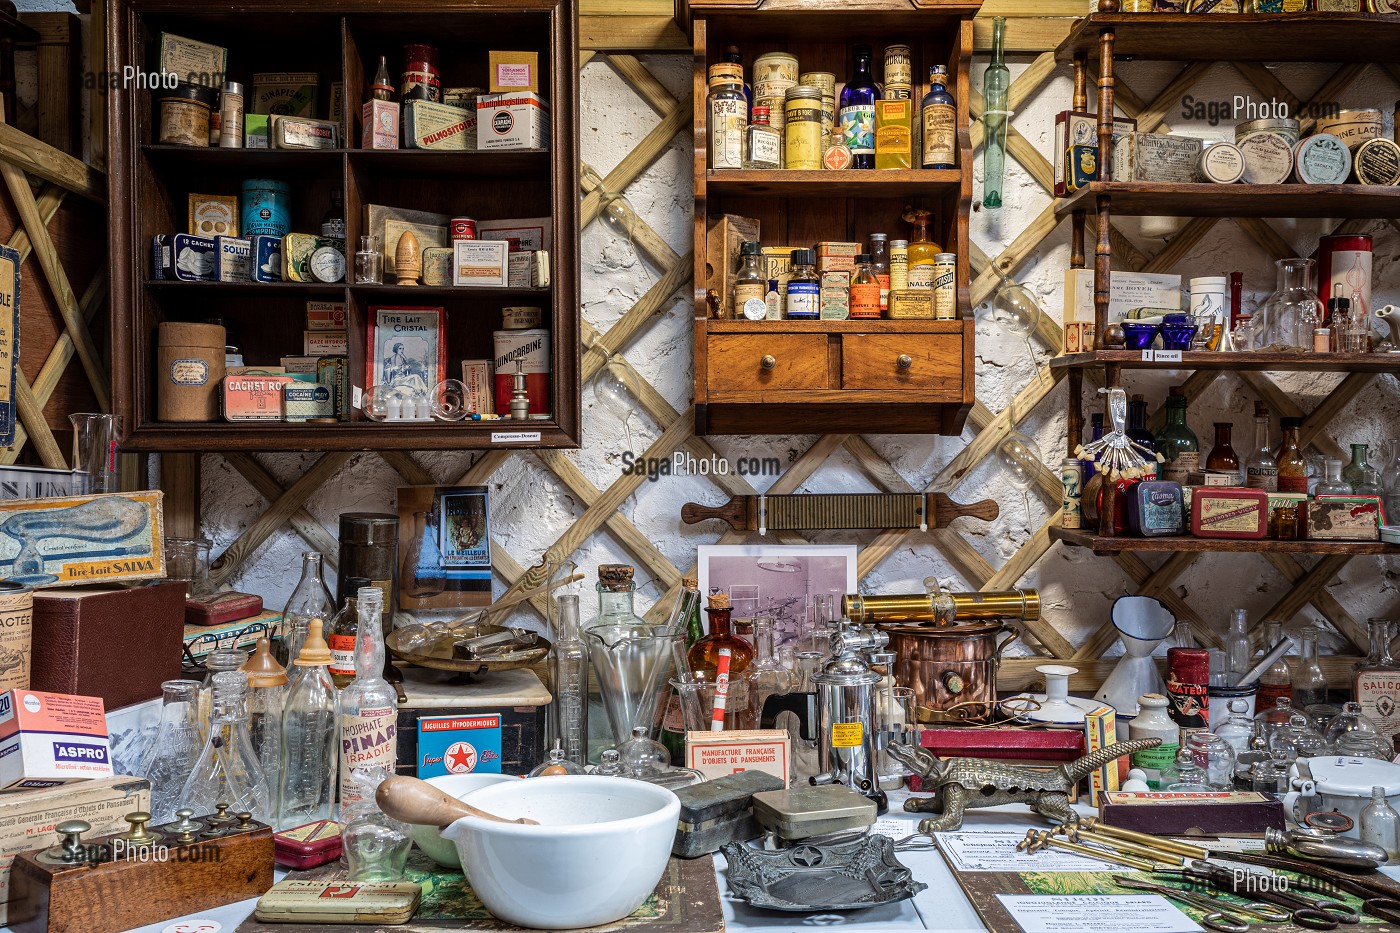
left=550, top=594, right=590, bottom=768
left=278, top=619, right=339, bottom=829
left=278, top=553, right=334, bottom=667
left=180, top=671, right=271, bottom=822
left=240, top=638, right=287, bottom=820
left=138, top=679, right=204, bottom=824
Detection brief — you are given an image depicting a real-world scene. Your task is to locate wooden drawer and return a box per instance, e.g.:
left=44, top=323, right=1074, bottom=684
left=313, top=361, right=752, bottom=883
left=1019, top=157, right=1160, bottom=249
left=707, top=333, right=829, bottom=391
left=841, top=332, right=963, bottom=392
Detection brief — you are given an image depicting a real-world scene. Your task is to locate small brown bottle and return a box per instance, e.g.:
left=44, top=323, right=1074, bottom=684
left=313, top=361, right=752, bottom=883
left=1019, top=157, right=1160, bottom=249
left=1205, top=422, right=1240, bottom=479
left=687, top=594, right=754, bottom=677
left=1275, top=416, right=1309, bottom=493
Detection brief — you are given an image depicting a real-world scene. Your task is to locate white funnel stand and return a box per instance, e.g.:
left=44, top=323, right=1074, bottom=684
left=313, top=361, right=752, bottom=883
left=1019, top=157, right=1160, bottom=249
left=1096, top=595, right=1176, bottom=718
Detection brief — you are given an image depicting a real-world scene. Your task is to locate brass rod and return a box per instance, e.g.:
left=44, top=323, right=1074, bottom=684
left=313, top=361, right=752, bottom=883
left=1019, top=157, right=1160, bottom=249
left=1068, top=827, right=1187, bottom=866
left=1081, top=819, right=1209, bottom=860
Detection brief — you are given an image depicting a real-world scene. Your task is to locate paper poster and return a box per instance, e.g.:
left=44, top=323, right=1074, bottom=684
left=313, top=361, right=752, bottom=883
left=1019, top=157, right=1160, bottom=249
left=996, top=895, right=1202, bottom=933
left=396, top=485, right=492, bottom=611
left=367, top=306, right=445, bottom=401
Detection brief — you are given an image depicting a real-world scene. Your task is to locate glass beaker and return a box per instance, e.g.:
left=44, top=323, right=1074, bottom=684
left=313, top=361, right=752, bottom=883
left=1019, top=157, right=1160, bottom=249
left=1258, top=258, right=1323, bottom=352
left=70, top=413, right=119, bottom=494
left=884, top=686, right=918, bottom=778
left=138, top=679, right=204, bottom=824
left=672, top=671, right=753, bottom=731
left=586, top=625, right=684, bottom=746
left=165, top=537, right=213, bottom=598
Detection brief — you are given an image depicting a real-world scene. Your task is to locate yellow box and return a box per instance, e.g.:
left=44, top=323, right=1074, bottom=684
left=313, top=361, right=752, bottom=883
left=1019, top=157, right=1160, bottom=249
left=888, top=289, right=934, bottom=319
left=0, top=493, right=165, bottom=587
left=875, top=99, right=913, bottom=170
left=489, top=51, right=540, bottom=93
left=761, top=246, right=800, bottom=296
left=188, top=193, right=237, bottom=237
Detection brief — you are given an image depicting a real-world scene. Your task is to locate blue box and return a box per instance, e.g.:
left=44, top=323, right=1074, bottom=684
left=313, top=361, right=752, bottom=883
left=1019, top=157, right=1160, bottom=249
left=416, top=713, right=504, bottom=778
left=253, top=234, right=283, bottom=282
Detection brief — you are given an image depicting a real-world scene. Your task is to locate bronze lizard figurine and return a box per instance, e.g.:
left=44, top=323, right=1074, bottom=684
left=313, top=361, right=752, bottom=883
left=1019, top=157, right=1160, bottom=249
left=889, top=737, right=1162, bottom=833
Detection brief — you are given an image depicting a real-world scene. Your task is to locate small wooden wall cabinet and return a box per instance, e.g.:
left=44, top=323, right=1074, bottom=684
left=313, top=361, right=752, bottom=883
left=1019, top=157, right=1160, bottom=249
left=681, top=0, right=980, bottom=436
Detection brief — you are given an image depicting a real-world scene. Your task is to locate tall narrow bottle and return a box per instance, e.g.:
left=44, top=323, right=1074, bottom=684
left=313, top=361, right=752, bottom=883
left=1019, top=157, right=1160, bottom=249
left=1245, top=402, right=1278, bottom=491
left=1224, top=610, right=1251, bottom=678
left=1156, top=387, right=1199, bottom=484
left=744, top=617, right=793, bottom=719
left=1344, top=443, right=1374, bottom=491
left=1256, top=620, right=1293, bottom=710
left=338, top=588, right=399, bottom=814
left=1275, top=417, right=1309, bottom=494
left=1291, top=625, right=1327, bottom=708
left=839, top=44, right=880, bottom=170
left=1126, top=394, right=1158, bottom=478
left=551, top=593, right=591, bottom=768
left=278, top=552, right=334, bottom=667
left=920, top=64, right=956, bottom=169
left=181, top=671, right=271, bottom=822
left=982, top=17, right=1010, bottom=208
left=240, top=637, right=287, bottom=823
left=279, top=618, right=339, bottom=829
left=370, top=56, right=394, bottom=101
left=328, top=576, right=372, bottom=690
left=661, top=581, right=702, bottom=764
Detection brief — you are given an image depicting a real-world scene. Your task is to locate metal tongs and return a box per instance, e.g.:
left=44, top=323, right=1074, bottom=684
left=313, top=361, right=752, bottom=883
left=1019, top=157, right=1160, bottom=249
left=453, top=627, right=539, bottom=659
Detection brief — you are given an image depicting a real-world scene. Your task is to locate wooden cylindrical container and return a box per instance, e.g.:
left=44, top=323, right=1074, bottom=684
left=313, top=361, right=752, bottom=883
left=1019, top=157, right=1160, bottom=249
left=0, top=581, right=32, bottom=691
left=158, top=322, right=226, bottom=421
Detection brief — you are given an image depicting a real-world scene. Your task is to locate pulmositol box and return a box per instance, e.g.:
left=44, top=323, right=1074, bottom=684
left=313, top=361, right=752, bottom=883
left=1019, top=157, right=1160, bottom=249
left=476, top=91, right=550, bottom=150
left=0, top=690, right=113, bottom=790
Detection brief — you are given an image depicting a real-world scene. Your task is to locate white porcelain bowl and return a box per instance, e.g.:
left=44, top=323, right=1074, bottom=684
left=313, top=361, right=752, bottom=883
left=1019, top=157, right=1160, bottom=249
left=410, top=773, right=517, bottom=867
left=439, top=775, right=680, bottom=930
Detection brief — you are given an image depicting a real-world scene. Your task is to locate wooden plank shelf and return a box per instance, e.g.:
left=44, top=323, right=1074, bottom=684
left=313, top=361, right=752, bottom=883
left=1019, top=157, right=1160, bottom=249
left=707, top=319, right=965, bottom=334
left=121, top=421, right=567, bottom=454
left=1055, top=12, right=1400, bottom=63
left=1050, top=527, right=1398, bottom=555
left=1051, top=350, right=1400, bottom=373
left=705, top=168, right=962, bottom=198
left=1054, top=182, right=1400, bottom=219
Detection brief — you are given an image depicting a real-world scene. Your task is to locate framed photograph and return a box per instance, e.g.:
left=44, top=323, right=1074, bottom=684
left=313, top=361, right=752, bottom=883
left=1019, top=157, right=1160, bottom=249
left=365, top=203, right=449, bottom=276
left=366, top=306, right=446, bottom=401
left=696, top=544, right=857, bottom=650
left=397, top=485, right=492, bottom=611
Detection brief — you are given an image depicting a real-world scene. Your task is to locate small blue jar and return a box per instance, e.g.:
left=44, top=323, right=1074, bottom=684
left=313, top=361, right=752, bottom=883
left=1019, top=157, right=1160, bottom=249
left=1160, top=313, right=1198, bottom=351
left=241, top=179, right=291, bottom=238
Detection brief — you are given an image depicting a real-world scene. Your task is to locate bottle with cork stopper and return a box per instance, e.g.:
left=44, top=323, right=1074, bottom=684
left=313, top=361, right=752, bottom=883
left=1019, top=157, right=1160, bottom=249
left=278, top=618, right=339, bottom=829
left=687, top=593, right=754, bottom=677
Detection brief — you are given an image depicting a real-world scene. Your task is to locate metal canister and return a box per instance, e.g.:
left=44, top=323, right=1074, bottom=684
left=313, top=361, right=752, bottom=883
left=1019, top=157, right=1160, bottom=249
left=338, top=513, right=400, bottom=623
left=843, top=589, right=1042, bottom=627
left=883, top=84, right=913, bottom=102
left=450, top=217, right=477, bottom=241
left=401, top=43, right=442, bottom=103
left=799, top=71, right=837, bottom=146
left=932, top=253, right=957, bottom=319
left=784, top=86, right=825, bottom=170
left=880, top=622, right=1018, bottom=723
left=883, top=45, right=911, bottom=87
left=158, top=82, right=217, bottom=147
left=1354, top=137, right=1400, bottom=186
left=1061, top=458, right=1084, bottom=530
left=0, top=581, right=32, bottom=691
left=753, top=52, right=799, bottom=100
left=1317, top=108, right=1384, bottom=152
left=1166, top=646, right=1210, bottom=736
left=241, top=179, right=291, bottom=238
left=1234, top=116, right=1300, bottom=147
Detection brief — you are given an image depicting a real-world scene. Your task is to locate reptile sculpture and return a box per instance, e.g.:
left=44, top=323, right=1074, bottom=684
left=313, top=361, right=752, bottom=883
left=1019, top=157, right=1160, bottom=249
left=888, top=737, right=1162, bottom=832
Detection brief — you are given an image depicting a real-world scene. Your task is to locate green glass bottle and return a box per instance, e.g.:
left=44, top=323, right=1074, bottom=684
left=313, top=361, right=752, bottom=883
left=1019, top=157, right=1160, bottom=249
left=982, top=17, right=1010, bottom=208
left=660, top=578, right=703, bottom=765
left=1156, top=386, right=1199, bottom=485
left=1343, top=443, right=1372, bottom=491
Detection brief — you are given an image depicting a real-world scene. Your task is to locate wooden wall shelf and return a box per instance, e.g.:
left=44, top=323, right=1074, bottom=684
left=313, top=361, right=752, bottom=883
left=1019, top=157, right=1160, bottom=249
left=1052, top=351, right=1400, bottom=374
left=1051, top=527, right=1398, bottom=556
left=1055, top=182, right=1400, bottom=220
left=1055, top=12, right=1400, bottom=63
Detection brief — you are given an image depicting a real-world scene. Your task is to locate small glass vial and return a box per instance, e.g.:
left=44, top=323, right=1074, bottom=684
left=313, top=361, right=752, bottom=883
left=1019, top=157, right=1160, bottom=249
left=355, top=235, right=383, bottom=284
left=1361, top=785, right=1400, bottom=859
left=1316, top=458, right=1351, bottom=496
left=731, top=240, right=766, bottom=320
left=849, top=253, right=881, bottom=320
left=784, top=248, right=820, bottom=320
left=744, top=106, right=781, bottom=170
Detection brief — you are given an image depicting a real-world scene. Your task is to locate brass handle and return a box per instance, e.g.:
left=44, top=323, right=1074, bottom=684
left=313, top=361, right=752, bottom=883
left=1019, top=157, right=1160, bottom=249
left=897, top=354, right=913, bottom=371
left=760, top=355, right=777, bottom=371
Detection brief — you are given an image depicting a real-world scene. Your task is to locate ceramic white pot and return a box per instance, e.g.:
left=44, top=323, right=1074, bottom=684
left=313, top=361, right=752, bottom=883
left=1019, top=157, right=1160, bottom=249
left=409, top=773, right=517, bottom=868
left=439, top=775, right=680, bottom=930
left=1285, top=756, right=1400, bottom=838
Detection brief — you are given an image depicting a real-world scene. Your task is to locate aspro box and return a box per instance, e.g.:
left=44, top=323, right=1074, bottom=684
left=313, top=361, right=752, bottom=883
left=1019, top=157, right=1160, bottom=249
left=0, top=690, right=112, bottom=790
left=455, top=240, right=508, bottom=287
left=476, top=91, right=549, bottom=150
left=417, top=714, right=503, bottom=778
left=685, top=729, right=790, bottom=785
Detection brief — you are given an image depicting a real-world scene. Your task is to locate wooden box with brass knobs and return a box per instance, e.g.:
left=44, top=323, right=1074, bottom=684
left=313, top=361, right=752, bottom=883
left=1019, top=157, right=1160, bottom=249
left=8, top=808, right=275, bottom=933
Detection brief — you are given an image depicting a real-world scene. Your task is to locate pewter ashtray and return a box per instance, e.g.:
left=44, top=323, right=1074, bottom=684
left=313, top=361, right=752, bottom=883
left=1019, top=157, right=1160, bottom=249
left=721, top=835, right=926, bottom=912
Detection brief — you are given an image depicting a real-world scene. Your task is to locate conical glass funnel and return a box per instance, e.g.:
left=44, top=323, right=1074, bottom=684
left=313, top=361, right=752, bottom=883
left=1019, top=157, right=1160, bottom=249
left=1096, top=595, right=1175, bottom=718
left=585, top=624, right=683, bottom=746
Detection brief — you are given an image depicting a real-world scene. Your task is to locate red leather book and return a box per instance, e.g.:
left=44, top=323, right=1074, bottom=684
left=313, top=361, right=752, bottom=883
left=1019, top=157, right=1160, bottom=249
left=918, top=727, right=1085, bottom=761
left=185, top=591, right=263, bottom=626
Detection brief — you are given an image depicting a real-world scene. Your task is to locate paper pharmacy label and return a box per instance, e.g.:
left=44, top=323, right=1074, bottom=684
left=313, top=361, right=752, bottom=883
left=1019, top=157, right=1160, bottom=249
left=938, top=831, right=1125, bottom=873
left=996, top=895, right=1202, bottom=933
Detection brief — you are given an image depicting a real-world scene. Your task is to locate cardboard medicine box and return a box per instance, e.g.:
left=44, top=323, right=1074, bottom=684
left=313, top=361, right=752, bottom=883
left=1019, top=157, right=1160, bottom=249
left=685, top=729, right=791, bottom=784
left=489, top=51, right=540, bottom=93
left=417, top=714, right=504, bottom=778
left=0, top=690, right=113, bottom=790
left=455, top=240, right=508, bottom=287
left=476, top=91, right=549, bottom=150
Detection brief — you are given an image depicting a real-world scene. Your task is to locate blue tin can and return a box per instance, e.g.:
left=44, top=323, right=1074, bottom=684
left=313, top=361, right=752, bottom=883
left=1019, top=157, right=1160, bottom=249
left=241, top=179, right=290, bottom=238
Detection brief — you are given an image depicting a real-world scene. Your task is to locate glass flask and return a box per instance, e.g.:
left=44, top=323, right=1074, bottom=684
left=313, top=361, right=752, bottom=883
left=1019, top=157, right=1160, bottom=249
left=239, top=637, right=287, bottom=821
left=1216, top=699, right=1255, bottom=756
left=338, top=588, right=399, bottom=813
left=1224, top=610, right=1251, bottom=679
left=806, top=595, right=837, bottom=656
left=1354, top=467, right=1383, bottom=498
left=277, top=552, right=334, bottom=667
left=688, top=599, right=754, bottom=677
left=342, top=768, right=411, bottom=883
left=1258, top=258, right=1323, bottom=352
left=180, top=671, right=271, bottom=822
left=1361, top=786, right=1400, bottom=860
left=327, top=576, right=372, bottom=690
left=199, top=649, right=247, bottom=739
left=1343, top=443, right=1374, bottom=490
left=399, top=512, right=446, bottom=600
left=1310, top=460, right=1347, bottom=497
left=354, top=235, right=382, bottom=285
left=744, top=617, right=793, bottom=723
left=529, top=740, right=588, bottom=776
left=279, top=618, right=339, bottom=829
left=138, top=679, right=204, bottom=824
left=550, top=594, right=590, bottom=768
left=1291, top=625, right=1328, bottom=708
left=1257, top=621, right=1293, bottom=709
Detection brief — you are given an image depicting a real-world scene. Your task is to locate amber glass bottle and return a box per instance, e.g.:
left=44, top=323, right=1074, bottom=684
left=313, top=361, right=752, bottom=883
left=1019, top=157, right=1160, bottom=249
left=902, top=208, right=943, bottom=289
left=1205, top=422, right=1240, bottom=479
left=687, top=595, right=754, bottom=677
left=1275, top=416, right=1309, bottom=494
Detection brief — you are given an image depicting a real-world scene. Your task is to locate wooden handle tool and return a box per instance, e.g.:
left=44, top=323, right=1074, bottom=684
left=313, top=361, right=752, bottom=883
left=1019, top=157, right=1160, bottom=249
left=681, top=492, right=998, bottom=534
left=376, top=775, right=537, bottom=829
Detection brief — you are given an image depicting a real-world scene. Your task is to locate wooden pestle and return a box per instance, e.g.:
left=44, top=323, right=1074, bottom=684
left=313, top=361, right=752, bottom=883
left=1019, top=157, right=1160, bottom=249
left=376, top=775, right=538, bottom=828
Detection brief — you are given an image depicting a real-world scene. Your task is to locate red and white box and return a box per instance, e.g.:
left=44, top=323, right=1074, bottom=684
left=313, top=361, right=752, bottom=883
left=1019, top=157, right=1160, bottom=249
left=685, top=729, right=790, bottom=786
left=476, top=91, right=550, bottom=150
left=0, top=690, right=112, bottom=790
left=306, top=300, right=347, bottom=331
left=492, top=327, right=549, bottom=418
left=461, top=359, right=494, bottom=414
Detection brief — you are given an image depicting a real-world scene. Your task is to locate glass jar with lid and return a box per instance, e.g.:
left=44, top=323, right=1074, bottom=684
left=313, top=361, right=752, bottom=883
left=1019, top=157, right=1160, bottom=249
left=707, top=65, right=747, bottom=170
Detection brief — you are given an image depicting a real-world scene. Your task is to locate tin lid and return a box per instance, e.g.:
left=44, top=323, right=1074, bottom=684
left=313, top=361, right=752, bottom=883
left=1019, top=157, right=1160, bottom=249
left=707, top=63, right=744, bottom=81
left=891, top=239, right=908, bottom=248
left=1235, top=115, right=1299, bottom=135
left=755, top=51, right=799, bottom=64
left=935, top=252, right=956, bottom=261
left=870, top=233, right=888, bottom=243
left=751, top=784, right=877, bottom=826
left=338, top=512, right=399, bottom=545
left=739, top=241, right=761, bottom=257
left=224, top=81, right=244, bottom=96
left=676, top=770, right=786, bottom=823
left=785, top=85, right=823, bottom=102
left=162, top=82, right=217, bottom=106
left=242, top=178, right=291, bottom=194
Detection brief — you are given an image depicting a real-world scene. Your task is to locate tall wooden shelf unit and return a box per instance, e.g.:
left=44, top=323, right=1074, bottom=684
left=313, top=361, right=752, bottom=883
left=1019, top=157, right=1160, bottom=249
left=106, top=0, right=580, bottom=452
left=681, top=0, right=980, bottom=437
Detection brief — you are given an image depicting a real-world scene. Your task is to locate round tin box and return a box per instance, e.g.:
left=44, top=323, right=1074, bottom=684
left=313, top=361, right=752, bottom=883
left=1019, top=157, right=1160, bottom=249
left=1235, top=116, right=1300, bottom=146
left=1354, top=138, right=1400, bottom=186
left=1197, top=141, right=1245, bottom=184
left=1316, top=108, right=1384, bottom=152
left=1292, top=133, right=1351, bottom=185
left=1236, top=131, right=1293, bottom=185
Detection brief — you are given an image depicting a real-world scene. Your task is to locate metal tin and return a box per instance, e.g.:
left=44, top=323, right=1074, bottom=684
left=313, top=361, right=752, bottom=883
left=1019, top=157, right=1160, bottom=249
left=401, top=43, right=442, bottom=103
left=241, top=179, right=291, bottom=238
left=1112, top=132, right=1202, bottom=183
left=170, top=233, right=216, bottom=281
left=421, top=246, right=454, bottom=286
left=784, top=86, right=824, bottom=170
left=214, top=235, right=251, bottom=283
left=222, top=372, right=294, bottom=421
left=284, top=382, right=334, bottom=421
left=502, top=306, right=543, bottom=330
left=1125, top=480, right=1186, bottom=536
left=1292, top=133, right=1351, bottom=185
left=932, top=252, right=957, bottom=320
left=883, top=45, right=911, bottom=86
left=881, top=621, right=1017, bottom=723
left=281, top=233, right=320, bottom=283
left=1166, top=646, right=1210, bottom=733
left=0, top=580, right=32, bottom=691
left=1061, top=458, right=1083, bottom=530
left=338, top=512, right=399, bottom=613
left=252, top=234, right=282, bottom=282
left=753, top=52, right=799, bottom=100
left=269, top=114, right=339, bottom=150
left=1236, top=131, right=1294, bottom=185
left=1197, top=141, right=1245, bottom=184
left=158, top=82, right=216, bottom=147
left=799, top=71, right=837, bottom=143
left=451, top=217, right=478, bottom=241
left=673, top=770, right=785, bottom=858
left=273, top=820, right=343, bottom=869
left=1317, top=108, right=1383, bottom=152
left=256, top=879, right=419, bottom=923
left=1354, top=137, right=1400, bottom=186
left=882, top=83, right=913, bottom=102
left=751, top=784, right=877, bottom=840
left=1234, top=116, right=1300, bottom=146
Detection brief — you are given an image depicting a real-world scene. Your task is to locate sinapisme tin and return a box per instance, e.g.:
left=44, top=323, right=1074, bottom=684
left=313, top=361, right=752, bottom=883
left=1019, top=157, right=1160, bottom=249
left=883, top=45, right=912, bottom=86
left=1354, top=137, right=1400, bottom=186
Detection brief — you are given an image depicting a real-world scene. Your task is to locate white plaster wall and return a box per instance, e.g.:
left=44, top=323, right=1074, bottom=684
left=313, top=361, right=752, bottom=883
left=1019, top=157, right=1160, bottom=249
left=181, top=53, right=1399, bottom=658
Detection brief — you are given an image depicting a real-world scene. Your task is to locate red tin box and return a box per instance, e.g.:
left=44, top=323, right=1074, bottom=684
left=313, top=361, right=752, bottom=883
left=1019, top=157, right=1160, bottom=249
left=1190, top=487, right=1269, bottom=539
left=273, top=820, right=343, bottom=869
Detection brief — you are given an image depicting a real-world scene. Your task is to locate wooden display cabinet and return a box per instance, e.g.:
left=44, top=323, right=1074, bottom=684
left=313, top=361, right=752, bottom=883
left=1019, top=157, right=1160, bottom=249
left=682, top=0, right=980, bottom=437
left=107, top=0, right=579, bottom=451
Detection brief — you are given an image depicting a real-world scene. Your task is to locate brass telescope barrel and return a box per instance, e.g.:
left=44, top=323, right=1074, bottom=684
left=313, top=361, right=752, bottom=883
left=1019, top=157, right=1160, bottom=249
left=843, top=589, right=1041, bottom=626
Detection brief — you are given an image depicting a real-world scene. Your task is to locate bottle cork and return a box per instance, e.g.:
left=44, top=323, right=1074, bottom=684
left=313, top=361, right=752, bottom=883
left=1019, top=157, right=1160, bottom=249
left=707, top=593, right=731, bottom=610
left=597, top=564, right=635, bottom=592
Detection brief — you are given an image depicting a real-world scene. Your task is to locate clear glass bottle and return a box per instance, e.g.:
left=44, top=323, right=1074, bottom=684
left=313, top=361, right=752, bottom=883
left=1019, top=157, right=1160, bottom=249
left=744, top=617, right=793, bottom=724
left=551, top=593, right=591, bottom=768
left=370, top=56, right=394, bottom=101
left=743, top=107, right=781, bottom=170
left=181, top=671, right=272, bottom=822
left=138, top=679, right=204, bottom=824
left=341, top=767, right=410, bottom=883
left=1275, top=417, right=1309, bottom=494
left=239, top=637, right=287, bottom=822
left=321, top=190, right=345, bottom=242
left=354, top=235, right=383, bottom=285
left=784, top=248, right=820, bottom=321
left=1257, top=620, right=1293, bottom=710
left=839, top=44, right=880, bottom=169
left=1383, top=440, right=1400, bottom=519
left=1343, top=443, right=1373, bottom=490
left=707, top=72, right=747, bottom=170
left=338, top=588, right=399, bottom=814
left=1353, top=619, right=1399, bottom=742
left=1224, top=609, right=1251, bottom=679
left=1230, top=312, right=1257, bottom=352
left=1291, top=625, right=1328, bottom=708
left=199, top=649, right=247, bottom=740
left=920, top=65, right=956, bottom=169
left=1361, top=786, right=1400, bottom=860
left=903, top=208, right=942, bottom=288
left=1354, top=467, right=1383, bottom=498
left=1245, top=402, right=1278, bottom=491
left=850, top=253, right=881, bottom=320
left=1156, top=386, right=1200, bottom=484
left=688, top=597, right=755, bottom=677
left=327, top=576, right=372, bottom=689
left=1316, top=459, right=1351, bottom=496
left=723, top=45, right=751, bottom=113
left=584, top=564, right=671, bottom=749
left=868, top=233, right=890, bottom=312
left=277, top=552, right=334, bottom=667
left=279, top=618, right=339, bottom=829
left=982, top=17, right=1010, bottom=207
left=1259, top=257, right=1323, bottom=352
left=1216, top=699, right=1255, bottom=755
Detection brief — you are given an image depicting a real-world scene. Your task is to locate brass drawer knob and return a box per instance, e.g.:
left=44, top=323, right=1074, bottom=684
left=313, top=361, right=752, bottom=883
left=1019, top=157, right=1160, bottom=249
left=760, top=354, right=777, bottom=371
left=896, top=354, right=913, bottom=371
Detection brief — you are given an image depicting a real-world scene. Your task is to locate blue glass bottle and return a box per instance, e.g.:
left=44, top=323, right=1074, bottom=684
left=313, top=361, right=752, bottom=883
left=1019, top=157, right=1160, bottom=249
left=920, top=65, right=956, bottom=169
left=839, top=45, right=880, bottom=170
left=723, top=45, right=751, bottom=117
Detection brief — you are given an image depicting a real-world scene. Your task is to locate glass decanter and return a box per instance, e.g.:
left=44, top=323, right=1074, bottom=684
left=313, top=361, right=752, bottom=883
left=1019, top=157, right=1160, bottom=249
left=199, top=649, right=247, bottom=740
left=180, top=671, right=271, bottom=822
left=239, top=637, right=287, bottom=819
left=1317, top=459, right=1352, bottom=496
left=342, top=767, right=412, bottom=882
left=688, top=598, right=754, bottom=677
left=744, top=617, right=793, bottom=721
left=338, top=588, right=399, bottom=813
left=1291, top=625, right=1328, bottom=708
left=1343, top=443, right=1374, bottom=490
left=138, top=679, right=204, bottom=824
left=1258, top=258, right=1323, bottom=352
left=277, top=552, right=334, bottom=667
left=1216, top=699, right=1255, bottom=756
left=278, top=618, right=339, bottom=829
left=550, top=594, right=590, bottom=769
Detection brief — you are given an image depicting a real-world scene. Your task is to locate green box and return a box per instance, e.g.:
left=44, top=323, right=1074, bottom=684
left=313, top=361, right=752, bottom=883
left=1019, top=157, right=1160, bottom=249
left=245, top=114, right=270, bottom=149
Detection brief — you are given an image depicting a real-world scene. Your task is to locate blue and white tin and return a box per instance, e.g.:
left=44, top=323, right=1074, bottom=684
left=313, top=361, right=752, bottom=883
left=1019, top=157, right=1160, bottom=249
left=241, top=178, right=291, bottom=238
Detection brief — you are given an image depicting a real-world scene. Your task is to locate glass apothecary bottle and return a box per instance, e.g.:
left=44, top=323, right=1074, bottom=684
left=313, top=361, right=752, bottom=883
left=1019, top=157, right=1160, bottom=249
left=277, top=552, right=334, bottom=667
left=1245, top=402, right=1278, bottom=491
left=1259, top=257, right=1323, bottom=352
left=327, top=576, right=372, bottom=690
left=743, top=107, right=781, bottom=171
left=839, top=44, right=880, bottom=170
left=1128, top=693, right=1179, bottom=790
left=199, top=649, right=246, bottom=739
left=1257, top=620, right=1293, bottom=709
left=1316, top=459, right=1351, bottom=496
left=279, top=618, right=339, bottom=829
left=1156, top=387, right=1199, bottom=484
left=1291, top=625, right=1328, bottom=709
left=688, top=596, right=755, bottom=677
left=550, top=593, right=590, bottom=768
left=181, top=671, right=271, bottom=822
left=1343, top=443, right=1374, bottom=490
left=1361, top=786, right=1400, bottom=860
left=138, top=679, right=204, bottom=824
left=1383, top=440, right=1400, bottom=518
left=338, top=588, right=399, bottom=814
left=707, top=70, right=747, bottom=170
left=745, top=617, right=793, bottom=721
left=1275, top=417, right=1309, bottom=494
left=239, top=637, right=287, bottom=821
left=730, top=241, right=765, bottom=321
left=1205, top=422, right=1240, bottom=481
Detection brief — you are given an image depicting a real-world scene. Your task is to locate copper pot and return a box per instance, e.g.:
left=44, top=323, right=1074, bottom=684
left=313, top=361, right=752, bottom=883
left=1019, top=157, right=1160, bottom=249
left=880, top=622, right=1018, bottom=724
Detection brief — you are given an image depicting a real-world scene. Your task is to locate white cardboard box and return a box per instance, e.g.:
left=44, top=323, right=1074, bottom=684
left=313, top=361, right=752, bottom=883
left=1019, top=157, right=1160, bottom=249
left=476, top=91, right=550, bottom=150
left=684, top=729, right=791, bottom=785
left=1063, top=269, right=1182, bottom=325
left=454, top=240, right=509, bottom=287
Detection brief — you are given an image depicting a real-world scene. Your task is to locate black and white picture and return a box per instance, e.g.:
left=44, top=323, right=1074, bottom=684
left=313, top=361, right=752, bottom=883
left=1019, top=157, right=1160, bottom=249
left=696, top=545, right=857, bottom=649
